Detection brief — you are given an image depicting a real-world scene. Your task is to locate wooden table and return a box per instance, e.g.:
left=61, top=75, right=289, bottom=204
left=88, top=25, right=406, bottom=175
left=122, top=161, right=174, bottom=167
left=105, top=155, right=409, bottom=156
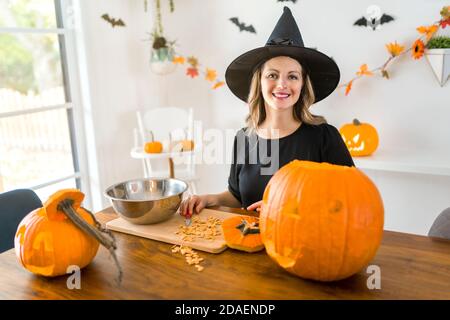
left=1, top=206, right=450, bottom=300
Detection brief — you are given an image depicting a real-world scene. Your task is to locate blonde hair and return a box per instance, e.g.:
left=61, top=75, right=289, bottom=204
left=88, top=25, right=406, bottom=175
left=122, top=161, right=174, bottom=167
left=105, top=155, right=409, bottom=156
left=245, top=59, right=327, bottom=134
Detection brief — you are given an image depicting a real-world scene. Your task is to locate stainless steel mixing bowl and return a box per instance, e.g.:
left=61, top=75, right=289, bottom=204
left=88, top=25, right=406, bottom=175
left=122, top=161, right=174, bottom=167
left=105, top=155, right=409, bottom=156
left=104, top=178, right=188, bottom=224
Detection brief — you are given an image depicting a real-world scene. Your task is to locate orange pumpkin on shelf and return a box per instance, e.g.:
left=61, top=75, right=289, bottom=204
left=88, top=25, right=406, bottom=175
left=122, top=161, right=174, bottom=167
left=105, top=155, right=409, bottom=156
left=339, top=119, right=379, bottom=156
left=181, top=139, right=195, bottom=151
left=260, top=160, right=384, bottom=282
left=144, top=141, right=163, bottom=153
left=14, top=189, right=122, bottom=281
left=222, top=216, right=264, bottom=253
left=169, top=139, right=195, bottom=152
left=144, top=131, right=163, bottom=153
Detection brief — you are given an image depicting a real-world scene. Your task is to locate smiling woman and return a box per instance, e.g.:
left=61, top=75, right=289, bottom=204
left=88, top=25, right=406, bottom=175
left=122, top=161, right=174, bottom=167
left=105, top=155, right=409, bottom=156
left=177, top=6, right=354, bottom=216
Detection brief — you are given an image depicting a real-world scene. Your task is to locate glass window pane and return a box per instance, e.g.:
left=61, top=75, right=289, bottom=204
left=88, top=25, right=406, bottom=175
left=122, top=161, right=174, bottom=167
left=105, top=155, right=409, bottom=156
left=0, top=0, right=57, bottom=28
left=0, top=32, right=66, bottom=113
left=0, top=108, right=75, bottom=191
left=34, top=177, right=77, bottom=203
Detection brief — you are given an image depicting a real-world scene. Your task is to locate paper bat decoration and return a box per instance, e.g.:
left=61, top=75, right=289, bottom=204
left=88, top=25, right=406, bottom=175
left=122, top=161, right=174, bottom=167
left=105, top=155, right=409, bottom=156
left=354, top=6, right=394, bottom=31
left=101, top=13, right=126, bottom=28
left=229, top=17, right=256, bottom=34
left=277, top=0, right=298, bottom=3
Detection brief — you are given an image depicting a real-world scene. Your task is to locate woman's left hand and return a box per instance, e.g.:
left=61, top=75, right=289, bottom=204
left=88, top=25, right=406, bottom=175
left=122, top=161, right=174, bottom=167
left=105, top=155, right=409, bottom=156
left=246, top=200, right=263, bottom=212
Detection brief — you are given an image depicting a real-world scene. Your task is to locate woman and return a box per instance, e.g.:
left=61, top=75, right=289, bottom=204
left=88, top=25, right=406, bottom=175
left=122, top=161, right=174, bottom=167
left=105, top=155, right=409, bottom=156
left=178, top=7, right=354, bottom=218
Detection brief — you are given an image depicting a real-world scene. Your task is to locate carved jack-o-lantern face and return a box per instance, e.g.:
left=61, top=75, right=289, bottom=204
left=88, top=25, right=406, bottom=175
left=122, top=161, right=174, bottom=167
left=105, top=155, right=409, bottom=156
left=339, top=119, right=379, bottom=156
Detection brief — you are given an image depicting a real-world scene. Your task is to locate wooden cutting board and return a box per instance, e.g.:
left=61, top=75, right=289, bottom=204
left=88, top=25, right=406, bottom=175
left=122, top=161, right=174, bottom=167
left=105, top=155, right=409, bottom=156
left=106, top=208, right=236, bottom=253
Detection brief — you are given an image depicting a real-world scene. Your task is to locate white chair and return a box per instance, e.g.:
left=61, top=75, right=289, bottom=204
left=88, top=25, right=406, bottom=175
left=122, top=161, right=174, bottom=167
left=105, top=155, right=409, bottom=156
left=131, top=107, right=199, bottom=194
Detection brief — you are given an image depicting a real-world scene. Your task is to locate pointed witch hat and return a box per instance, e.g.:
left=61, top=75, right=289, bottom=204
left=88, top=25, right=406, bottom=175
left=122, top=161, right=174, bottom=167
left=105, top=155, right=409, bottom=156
left=225, top=6, right=340, bottom=103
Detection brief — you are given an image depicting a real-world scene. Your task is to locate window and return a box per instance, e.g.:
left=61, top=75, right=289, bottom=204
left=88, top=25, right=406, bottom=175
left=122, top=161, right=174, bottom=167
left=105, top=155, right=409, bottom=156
left=0, top=0, right=87, bottom=202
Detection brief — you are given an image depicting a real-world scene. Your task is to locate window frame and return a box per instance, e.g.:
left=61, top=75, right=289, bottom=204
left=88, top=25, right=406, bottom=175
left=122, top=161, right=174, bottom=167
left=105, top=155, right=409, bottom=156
left=0, top=0, right=92, bottom=208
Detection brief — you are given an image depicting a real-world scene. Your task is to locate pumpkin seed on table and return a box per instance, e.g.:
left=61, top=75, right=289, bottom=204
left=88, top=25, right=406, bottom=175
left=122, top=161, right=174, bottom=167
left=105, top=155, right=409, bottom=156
left=171, top=245, right=205, bottom=271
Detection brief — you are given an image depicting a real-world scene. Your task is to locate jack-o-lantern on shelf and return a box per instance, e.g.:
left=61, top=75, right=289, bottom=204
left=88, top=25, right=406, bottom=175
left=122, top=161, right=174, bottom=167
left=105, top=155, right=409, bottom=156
left=339, top=119, right=379, bottom=157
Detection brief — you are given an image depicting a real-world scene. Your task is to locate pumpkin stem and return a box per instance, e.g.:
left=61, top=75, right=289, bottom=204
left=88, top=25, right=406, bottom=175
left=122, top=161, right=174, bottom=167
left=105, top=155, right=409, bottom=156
left=353, top=118, right=361, bottom=125
left=236, top=220, right=260, bottom=235
left=57, top=200, right=123, bottom=285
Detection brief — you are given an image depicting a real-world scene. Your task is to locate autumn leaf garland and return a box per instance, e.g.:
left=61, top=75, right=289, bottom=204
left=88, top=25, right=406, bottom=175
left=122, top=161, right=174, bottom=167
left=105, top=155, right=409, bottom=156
left=342, top=5, right=450, bottom=96
left=172, top=54, right=225, bottom=90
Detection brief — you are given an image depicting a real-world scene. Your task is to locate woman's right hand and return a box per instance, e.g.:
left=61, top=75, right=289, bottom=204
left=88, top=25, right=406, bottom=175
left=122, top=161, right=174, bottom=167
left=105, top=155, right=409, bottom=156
left=177, top=194, right=210, bottom=218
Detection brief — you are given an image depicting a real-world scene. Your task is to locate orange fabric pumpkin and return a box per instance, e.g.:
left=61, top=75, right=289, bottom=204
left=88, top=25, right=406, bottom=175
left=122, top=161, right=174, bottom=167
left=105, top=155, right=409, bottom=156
left=260, top=160, right=384, bottom=282
left=169, top=139, right=195, bottom=152
left=222, top=216, right=264, bottom=253
left=144, top=141, right=163, bottom=153
left=339, top=119, right=379, bottom=156
left=181, top=140, right=195, bottom=151
left=144, top=130, right=163, bottom=153
left=14, top=189, right=99, bottom=277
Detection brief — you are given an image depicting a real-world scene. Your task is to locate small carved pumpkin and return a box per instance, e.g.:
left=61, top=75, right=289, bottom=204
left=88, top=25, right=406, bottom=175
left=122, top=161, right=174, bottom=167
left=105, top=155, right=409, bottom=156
left=339, top=119, right=379, bottom=156
left=222, top=216, right=265, bottom=253
left=260, top=160, right=384, bottom=282
left=14, top=189, right=122, bottom=281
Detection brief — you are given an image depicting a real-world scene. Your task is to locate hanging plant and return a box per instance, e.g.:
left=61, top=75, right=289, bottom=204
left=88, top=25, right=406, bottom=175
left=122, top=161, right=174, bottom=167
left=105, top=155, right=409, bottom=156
left=148, top=0, right=177, bottom=75
left=144, top=0, right=225, bottom=89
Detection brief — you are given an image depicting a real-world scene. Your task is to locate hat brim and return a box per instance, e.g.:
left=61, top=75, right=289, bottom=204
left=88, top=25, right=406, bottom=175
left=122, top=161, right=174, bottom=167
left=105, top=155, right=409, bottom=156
left=225, top=45, right=340, bottom=103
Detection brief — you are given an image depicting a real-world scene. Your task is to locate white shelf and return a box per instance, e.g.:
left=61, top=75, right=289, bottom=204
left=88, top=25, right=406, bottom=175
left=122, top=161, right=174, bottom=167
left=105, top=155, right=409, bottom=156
left=353, top=148, right=450, bottom=177
left=130, top=147, right=199, bottom=160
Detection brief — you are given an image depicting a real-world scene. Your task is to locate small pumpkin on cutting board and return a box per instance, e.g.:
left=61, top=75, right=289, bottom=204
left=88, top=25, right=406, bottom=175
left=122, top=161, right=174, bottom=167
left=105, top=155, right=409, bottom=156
left=221, top=216, right=265, bottom=253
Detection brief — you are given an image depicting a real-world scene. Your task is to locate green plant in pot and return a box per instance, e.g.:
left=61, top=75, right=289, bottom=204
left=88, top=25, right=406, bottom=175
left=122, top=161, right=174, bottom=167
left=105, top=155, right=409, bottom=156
left=149, top=0, right=176, bottom=75
left=425, top=35, right=450, bottom=86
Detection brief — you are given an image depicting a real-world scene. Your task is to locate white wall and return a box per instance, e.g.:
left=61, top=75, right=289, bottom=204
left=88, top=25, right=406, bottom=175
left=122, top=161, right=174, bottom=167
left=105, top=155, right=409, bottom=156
left=77, top=0, right=450, bottom=235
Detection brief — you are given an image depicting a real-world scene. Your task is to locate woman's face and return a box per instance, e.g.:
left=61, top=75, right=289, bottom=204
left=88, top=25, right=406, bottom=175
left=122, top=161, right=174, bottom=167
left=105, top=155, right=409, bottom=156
left=260, top=56, right=303, bottom=111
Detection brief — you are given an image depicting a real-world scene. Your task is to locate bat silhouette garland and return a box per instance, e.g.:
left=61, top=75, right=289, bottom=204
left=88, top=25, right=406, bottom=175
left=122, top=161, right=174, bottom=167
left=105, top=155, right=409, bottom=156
left=229, top=17, right=256, bottom=34
left=354, top=6, right=394, bottom=31
left=101, top=14, right=126, bottom=28
left=342, top=6, right=450, bottom=95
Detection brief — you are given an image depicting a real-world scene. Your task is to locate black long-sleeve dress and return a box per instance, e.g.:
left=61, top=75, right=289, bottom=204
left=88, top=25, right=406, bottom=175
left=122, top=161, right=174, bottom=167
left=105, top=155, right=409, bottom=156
left=228, top=123, right=355, bottom=208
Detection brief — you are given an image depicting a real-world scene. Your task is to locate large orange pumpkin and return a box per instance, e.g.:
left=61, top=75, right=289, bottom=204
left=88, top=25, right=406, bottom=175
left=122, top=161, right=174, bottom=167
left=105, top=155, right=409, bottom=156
left=14, top=189, right=99, bottom=277
left=339, top=119, right=379, bottom=156
left=260, top=160, right=384, bottom=282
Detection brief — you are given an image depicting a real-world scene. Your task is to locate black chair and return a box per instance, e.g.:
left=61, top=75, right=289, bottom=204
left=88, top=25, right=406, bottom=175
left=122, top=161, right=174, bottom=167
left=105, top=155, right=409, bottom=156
left=428, top=207, right=450, bottom=240
left=0, top=189, right=42, bottom=253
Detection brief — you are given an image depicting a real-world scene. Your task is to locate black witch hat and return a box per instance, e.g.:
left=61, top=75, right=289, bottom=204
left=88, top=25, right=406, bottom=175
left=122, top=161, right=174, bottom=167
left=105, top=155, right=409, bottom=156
left=225, top=7, right=340, bottom=103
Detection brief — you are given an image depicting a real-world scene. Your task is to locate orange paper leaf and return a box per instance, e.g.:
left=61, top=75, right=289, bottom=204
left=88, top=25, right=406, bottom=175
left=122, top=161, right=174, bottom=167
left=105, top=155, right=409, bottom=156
left=186, top=67, right=199, bottom=78
left=416, top=25, right=438, bottom=40
left=212, top=81, right=225, bottom=89
left=173, top=56, right=185, bottom=64
left=356, top=64, right=373, bottom=76
left=345, top=81, right=353, bottom=96
left=205, top=68, right=217, bottom=82
left=187, top=56, right=199, bottom=68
